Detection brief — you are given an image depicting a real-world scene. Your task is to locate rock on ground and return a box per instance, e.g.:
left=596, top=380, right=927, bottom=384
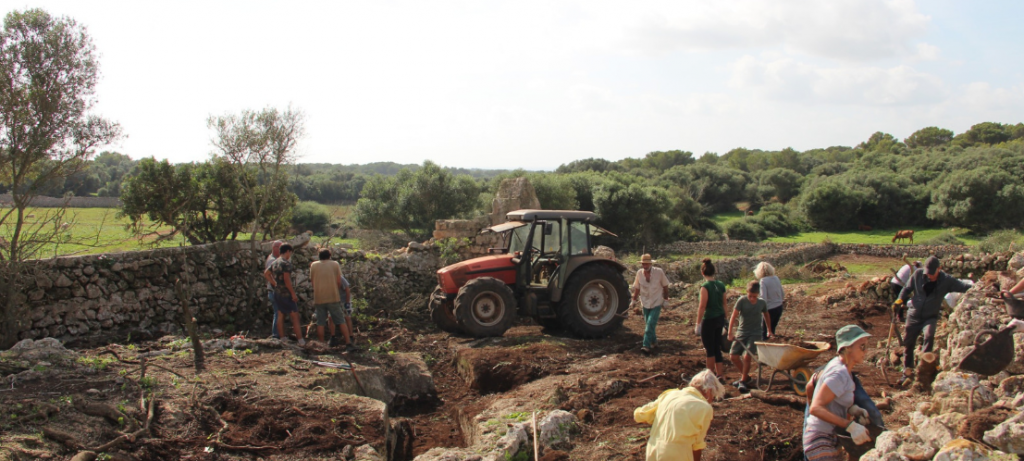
left=984, top=410, right=1024, bottom=454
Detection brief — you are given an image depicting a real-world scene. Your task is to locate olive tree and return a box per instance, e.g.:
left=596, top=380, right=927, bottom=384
left=0, top=9, right=122, bottom=346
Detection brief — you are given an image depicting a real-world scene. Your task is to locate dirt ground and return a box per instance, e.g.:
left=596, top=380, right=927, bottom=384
left=1, top=254, right=910, bottom=461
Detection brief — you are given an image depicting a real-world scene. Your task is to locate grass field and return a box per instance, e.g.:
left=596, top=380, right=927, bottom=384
left=2, top=207, right=188, bottom=258
left=764, top=227, right=983, bottom=246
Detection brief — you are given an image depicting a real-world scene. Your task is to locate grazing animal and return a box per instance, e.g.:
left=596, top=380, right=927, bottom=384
left=858, top=224, right=872, bottom=231
left=746, top=210, right=755, bottom=216
left=892, top=229, right=914, bottom=244
left=60, top=222, right=71, bottom=230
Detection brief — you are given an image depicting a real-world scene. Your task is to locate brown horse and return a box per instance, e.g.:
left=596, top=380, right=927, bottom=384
left=892, top=229, right=914, bottom=244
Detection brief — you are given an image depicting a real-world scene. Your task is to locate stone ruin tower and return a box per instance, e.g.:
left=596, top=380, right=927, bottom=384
left=490, top=177, right=541, bottom=225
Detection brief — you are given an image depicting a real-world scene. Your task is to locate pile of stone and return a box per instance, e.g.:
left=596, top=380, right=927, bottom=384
left=861, top=251, right=1024, bottom=460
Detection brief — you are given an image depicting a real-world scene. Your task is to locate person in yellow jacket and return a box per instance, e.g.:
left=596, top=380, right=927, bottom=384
left=634, top=369, right=725, bottom=461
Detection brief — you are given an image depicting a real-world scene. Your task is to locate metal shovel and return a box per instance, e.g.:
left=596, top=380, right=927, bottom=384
left=957, top=326, right=1017, bottom=376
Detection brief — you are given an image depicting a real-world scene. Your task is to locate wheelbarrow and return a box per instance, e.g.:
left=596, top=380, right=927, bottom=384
left=739, top=341, right=832, bottom=396
left=957, top=326, right=1017, bottom=376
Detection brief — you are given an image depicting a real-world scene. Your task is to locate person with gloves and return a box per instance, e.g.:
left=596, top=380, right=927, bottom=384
left=634, top=369, right=725, bottom=461
left=803, top=325, right=874, bottom=460
left=896, top=256, right=973, bottom=386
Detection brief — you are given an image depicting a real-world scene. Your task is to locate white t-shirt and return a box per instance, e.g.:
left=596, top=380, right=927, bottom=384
left=805, top=356, right=855, bottom=434
left=633, top=267, right=669, bottom=309
left=891, top=264, right=913, bottom=286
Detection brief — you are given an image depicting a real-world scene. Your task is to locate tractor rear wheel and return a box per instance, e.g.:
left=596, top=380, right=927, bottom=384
left=430, top=286, right=461, bottom=334
left=558, top=264, right=629, bottom=338
left=454, top=277, right=516, bottom=338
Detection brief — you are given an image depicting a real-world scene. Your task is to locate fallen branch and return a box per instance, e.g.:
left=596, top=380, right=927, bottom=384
left=42, top=426, right=83, bottom=449
left=749, top=390, right=805, bottom=410
left=88, top=395, right=156, bottom=452
left=74, top=400, right=138, bottom=432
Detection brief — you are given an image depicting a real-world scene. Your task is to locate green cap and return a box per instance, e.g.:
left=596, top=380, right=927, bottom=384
left=836, top=325, right=872, bottom=350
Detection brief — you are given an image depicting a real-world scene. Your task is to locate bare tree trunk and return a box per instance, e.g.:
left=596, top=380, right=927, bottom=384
left=174, top=278, right=204, bottom=372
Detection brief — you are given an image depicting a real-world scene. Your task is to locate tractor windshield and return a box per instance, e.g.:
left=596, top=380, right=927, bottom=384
left=508, top=224, right=531, bottom=253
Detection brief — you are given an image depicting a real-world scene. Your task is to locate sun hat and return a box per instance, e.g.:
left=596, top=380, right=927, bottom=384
left=836, top=325, right=872, bottom=351
left=640, top=254, right=656, bottom=264
left=925, top=256, right=941, bottom=275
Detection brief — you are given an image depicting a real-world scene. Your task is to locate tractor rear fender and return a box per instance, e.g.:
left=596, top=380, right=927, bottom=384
left=550, top=256, right=627, bottom=303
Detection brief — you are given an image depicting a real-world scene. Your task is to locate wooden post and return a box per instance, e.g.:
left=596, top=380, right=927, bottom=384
left=915, top=352, right=939, bottom=390
left=175, top=278, right=204, bottom=372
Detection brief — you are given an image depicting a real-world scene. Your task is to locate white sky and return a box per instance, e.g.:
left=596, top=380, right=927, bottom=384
left=8, top=0, right=1024, bottom=170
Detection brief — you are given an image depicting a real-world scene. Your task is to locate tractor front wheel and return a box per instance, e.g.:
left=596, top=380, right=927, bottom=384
left=430, top=286, right=461, bottom=334
left=558, top=264, right=629, bottom=338
left=454, top=277, right=516, bottom=338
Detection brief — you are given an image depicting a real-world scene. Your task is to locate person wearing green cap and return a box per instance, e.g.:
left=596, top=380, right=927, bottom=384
left=803, top=325, right=873, bottom=460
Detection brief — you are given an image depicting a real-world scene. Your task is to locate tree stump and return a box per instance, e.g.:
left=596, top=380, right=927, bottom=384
left=916, top=351, right=940, bottom=390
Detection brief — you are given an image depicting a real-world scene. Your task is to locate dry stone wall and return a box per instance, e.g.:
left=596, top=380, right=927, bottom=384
left=15, top=240, right=441, bottom=345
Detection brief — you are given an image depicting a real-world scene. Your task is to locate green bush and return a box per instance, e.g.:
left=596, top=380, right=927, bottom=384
left=722, top=220, right=767, bottom=242
left=973, top=230, right=1024, bottom=253
left=291, top=201, right=331, bottom=234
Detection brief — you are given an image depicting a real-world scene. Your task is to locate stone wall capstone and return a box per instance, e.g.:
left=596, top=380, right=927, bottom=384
left=14, top=240, right=442, bottom=345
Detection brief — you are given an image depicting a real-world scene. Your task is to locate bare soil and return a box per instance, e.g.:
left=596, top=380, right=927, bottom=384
left=1, top=254, right=911, bottom=461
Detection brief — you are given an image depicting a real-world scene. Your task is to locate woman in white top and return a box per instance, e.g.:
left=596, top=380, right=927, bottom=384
left=754, top=262, right=784, bottom=340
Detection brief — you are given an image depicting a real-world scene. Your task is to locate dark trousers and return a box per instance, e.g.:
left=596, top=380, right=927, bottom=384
left=701, top=315, right=726, bottom=362
left=903, top=311, right=938, bottom=369
left=762, top=304, right=784, bottom=340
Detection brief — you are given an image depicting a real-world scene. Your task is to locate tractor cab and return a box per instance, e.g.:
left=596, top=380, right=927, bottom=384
left=431, top=209, right=628, bottom=339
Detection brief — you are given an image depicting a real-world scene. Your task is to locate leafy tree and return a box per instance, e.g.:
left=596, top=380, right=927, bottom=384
left=354, top=161, right=480, bottom=237
left=290, top=201, right=331, bottom=234
left=208, top=106, right=304, bottom=241
left=722, top=219, right=766, bottom=242
left=593, top=182, right=677, bottom=250
left=683, top=164, right=753, bottom=212
left=555, top=158, right=620, bottom=174
left=905, top=126, right=954, bottom=149
left=858, top=132, right=903, bottom=153
left=952, top=122, right=1011, bottom=148
left=798, top=178, right=872, bottom=230
left=0, top=8, right=122, bottom=347
left=119, top=157, right=287, bottom=245
left=641, top=150, right=695, bottom=170
left=926, top=167, right=1024, bottom=231
left=756, top=168, right=803, bottom=203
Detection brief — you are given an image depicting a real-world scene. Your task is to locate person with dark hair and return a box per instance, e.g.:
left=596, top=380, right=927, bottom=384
left=263, top=243, right=305, bottom=346
left=310, top=248, right=355, bottom=351
left=896, top=255, right=973, bottom=387
left=695, top=259, right=727, bottom=378
left=265, top=240, right=284, bottom=339
left=727, top=280, right=773, bottom=392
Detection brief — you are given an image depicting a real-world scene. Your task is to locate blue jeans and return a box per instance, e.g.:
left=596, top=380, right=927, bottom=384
left=642, top=305, right=662, bottom=348
left=268, top=291, right=280, bottom=339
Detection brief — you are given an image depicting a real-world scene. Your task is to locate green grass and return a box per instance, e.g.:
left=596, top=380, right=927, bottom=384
left=711, top=211, right=745, bottom=226
left=1, top=207, right=189, bottom=258
left=764, top=227, right=982, bottom=246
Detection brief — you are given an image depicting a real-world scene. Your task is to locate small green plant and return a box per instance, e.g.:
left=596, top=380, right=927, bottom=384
left=167, top=337, right=190, bottom=350
left=504, top=450, right=529, bottom=461
left=795, top=329, right=806, bottom=337
left=139, top=376, right=156, bottom=389
left=504, top=412, right=531, bottom=422
left=436, top=237, right=470, bottom=265
left=76, top=355, right=116, bottom=371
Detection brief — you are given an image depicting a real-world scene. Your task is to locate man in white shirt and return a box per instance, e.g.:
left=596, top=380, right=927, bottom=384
left=890, top=256, right=919, bottom=322
left=632, top=254, right=669, bottom=355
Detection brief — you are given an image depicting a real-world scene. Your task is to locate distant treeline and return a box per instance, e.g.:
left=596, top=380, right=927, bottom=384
left=6, top=121, right=1024, bottom=248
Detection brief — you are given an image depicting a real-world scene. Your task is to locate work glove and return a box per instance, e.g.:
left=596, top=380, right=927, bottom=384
left=1008, top=318, right=1024, bottom=333
left=846, top=421, right=871, bottom=445
left=695, top=324, right=702, bottom=335
left=892, top=299, right=903, bottom=313
left=344, top=302, right=353, bottom=314
left=848, top=404, right=870, bottom=425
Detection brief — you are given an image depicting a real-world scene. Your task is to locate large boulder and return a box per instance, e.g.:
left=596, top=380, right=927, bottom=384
left=491, top=177, right=541, bottom=225
left=984, top=411, right=1024, bottom=454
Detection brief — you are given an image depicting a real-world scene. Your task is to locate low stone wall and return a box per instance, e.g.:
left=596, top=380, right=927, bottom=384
left=431, top=217, right=502, bottom=259
left=627, top=243, right=835, bottom=285
left=654, top=241, right=804, bottom=256
left=834, top=243, right=971, bottom=259
left=14, top=241, right=441, bottom=345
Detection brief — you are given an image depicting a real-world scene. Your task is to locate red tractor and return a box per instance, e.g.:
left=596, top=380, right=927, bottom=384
left=429, top=210, right=630, bottom=338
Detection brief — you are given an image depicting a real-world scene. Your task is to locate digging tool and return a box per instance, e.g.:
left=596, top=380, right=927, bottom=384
left=306, top=359, right=368, bottom=396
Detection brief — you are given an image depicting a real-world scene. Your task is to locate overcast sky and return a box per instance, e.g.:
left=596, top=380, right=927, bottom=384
left=10, top=0, right=1024, bottom=170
